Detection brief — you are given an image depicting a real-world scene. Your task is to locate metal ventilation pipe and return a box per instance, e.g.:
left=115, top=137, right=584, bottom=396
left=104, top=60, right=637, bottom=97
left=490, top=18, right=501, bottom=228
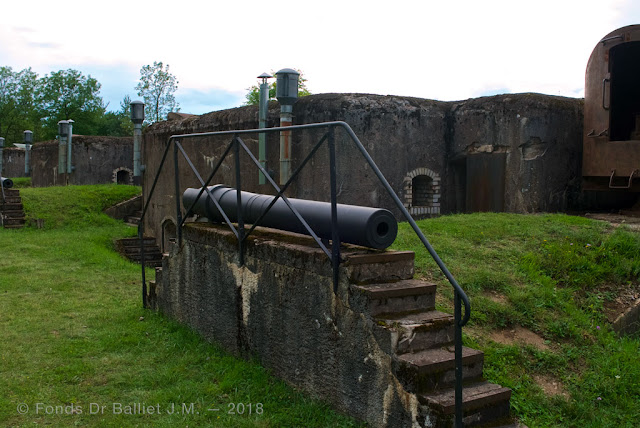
left=0, top=137, right=4, bottom=177
left=130, top=100, right=145, bottom=185
left=24, top=130, right=33, bottom=176
left=66, top=120, right=74, bottom=174
left=58, top=120, right=69, bottom=176
left=275, top=68, right=299, bottom=185
left=257, top=72, right=272, bottom=185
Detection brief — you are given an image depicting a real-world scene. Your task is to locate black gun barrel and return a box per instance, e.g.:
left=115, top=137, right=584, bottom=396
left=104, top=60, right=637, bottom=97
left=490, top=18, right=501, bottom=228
left=0, top=177, right=13, bottom=188
left=183, top=185, right=398, bottom=250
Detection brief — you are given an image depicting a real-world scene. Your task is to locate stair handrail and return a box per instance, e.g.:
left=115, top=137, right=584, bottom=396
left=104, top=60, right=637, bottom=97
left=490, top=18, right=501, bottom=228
left=138, top=120, right=470, bottom=427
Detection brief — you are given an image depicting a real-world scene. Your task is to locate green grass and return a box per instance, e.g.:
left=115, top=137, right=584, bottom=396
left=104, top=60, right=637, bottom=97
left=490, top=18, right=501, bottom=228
left=0, top=184, right=361, bottom=428
left=393, top=212, right=640, bottom=427
left=7, top=177, right=31, bottom=188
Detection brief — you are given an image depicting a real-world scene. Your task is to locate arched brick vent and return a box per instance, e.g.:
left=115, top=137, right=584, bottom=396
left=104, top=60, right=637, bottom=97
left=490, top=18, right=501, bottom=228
left=112, top=167, right=134, bottom=185
left=403, top=168, right=441, bottom=216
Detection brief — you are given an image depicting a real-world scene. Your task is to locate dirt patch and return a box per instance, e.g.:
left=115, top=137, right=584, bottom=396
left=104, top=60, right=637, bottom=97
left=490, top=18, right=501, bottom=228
left=485, top=291, right=509, bottom=305
left=603, top=283, right=640, bottom=324
left=583, top=213, right=640, bottom=231
left=533, top=374, right=569, bottom=399
left=490, top=326, right=550, bottom=351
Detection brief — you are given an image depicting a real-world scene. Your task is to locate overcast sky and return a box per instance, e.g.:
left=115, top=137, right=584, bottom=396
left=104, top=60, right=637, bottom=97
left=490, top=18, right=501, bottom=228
left=1, top=0, right=639, bottom=115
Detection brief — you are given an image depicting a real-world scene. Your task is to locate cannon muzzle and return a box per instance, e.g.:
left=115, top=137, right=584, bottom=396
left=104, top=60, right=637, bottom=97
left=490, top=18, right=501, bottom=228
left=0, top=177, right=13, bottom=189
left=183, top=185, right=398, bottom=250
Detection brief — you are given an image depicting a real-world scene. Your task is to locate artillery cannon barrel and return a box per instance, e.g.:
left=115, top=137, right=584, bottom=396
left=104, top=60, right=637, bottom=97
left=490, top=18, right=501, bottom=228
left=183, top=185, right=398, bottom=250
left=1, top=177, right=13, bottom=188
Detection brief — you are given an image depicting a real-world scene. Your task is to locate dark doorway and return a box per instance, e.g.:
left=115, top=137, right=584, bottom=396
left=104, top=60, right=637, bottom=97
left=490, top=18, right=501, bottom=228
left=465, top=153, right=506, bottom=212
left=609, top=41, right=640, bottom=141
left=412, top=175, right=434, bottom=206
left=116, top=169, right=130, bottom=185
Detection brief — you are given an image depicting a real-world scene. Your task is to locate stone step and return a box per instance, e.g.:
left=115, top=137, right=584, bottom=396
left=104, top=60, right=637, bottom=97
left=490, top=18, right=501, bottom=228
left=343, top=251, right=415, bottom=284
left=2, top=210, right=25, bottom=218
left=2, top=189, right=20, bottom=197
left=351, top=279, right=436, bottom=316
left=116, top=237, right=163, bottom=267
left=2, top=217, right=25, bottom=226
left=420, top=381, right=512, bottom=427
left=0, top=203, right=23, bottom=211
left=122, top=245, right=162, bottom=255
left=118, top=237, right=157, bottom=246
left=373, top=310, right=455, bottom=355
left=1, top=196, right=21, bottom=204
left=126, top=216, right=141, bottom=224
left=3, top=223, right=24, bottom=229
left=395, top=346, right=484, bottom=393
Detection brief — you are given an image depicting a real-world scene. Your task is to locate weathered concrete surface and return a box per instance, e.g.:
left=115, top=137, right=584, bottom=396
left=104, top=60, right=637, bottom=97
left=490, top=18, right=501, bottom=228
left=141, top=93, right=583, bottom=240
left=448, top=94, right=584, bottom=213
left=155, top=224, right=430, bottom=427
left=31, top=136, right=133, bottom=187
left=1, top=147, right=26, bottom=178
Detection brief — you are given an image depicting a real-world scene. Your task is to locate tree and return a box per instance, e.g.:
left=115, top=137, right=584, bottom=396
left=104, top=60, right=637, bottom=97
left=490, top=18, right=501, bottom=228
left=244, top=69, right=311, bottom=106
left=96, top=95, right=135, bottom=137
left=0, top=67, right=40, bottom=145
left=37, top=69, right=106, bottom=139
left=135, top=61, right=179, bottom=123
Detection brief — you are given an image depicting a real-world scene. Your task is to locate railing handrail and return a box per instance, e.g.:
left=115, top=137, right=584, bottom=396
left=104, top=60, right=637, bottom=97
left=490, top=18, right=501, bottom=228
left=138, top=120, right=470, bottom=427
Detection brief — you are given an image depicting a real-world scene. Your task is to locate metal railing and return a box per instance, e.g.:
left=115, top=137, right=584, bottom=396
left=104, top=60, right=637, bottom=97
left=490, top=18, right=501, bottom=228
left=137, top=120, right=471, bottom=427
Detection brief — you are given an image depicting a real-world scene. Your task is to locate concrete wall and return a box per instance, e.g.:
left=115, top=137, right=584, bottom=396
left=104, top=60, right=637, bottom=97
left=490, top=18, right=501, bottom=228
left=154, top=223, right=427, bottom=427
left=31, top=136, right=133, bottom=187
left=448, top=94, right=584, bottom=213
left=1, top=147, right=26, bottom=178
left=141, top=93, right=584, bottom=240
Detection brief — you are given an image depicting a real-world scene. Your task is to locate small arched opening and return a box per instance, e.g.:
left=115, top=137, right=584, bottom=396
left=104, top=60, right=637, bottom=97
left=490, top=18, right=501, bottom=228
left=116, top=169, right=130, bottom=185
left=161, top=218, right=177, bottom=254
left=112, top=167, right=134, bottom=185
left=403, top=167, right=441, bottom=217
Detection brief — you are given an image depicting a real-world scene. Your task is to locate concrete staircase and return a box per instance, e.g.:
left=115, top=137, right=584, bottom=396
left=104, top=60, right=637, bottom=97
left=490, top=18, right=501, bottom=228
left=124, top=210, right=143, bottom=226
left=1, top=188, right=26, bottom=229
left=115, top=237, right=163, bottom=268
left=348, top=252, right=513, bottom=427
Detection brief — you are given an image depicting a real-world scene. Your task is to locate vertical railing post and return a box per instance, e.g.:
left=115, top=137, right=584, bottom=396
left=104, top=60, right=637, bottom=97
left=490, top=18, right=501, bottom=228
left=234, top=136, right=244, bottom=266
left=173, top=140, right=183, bottom=247
left=139, top=222, right=147, bottom=308
left=455, top=291, right=463, bottom=428
left=328, top=126, right=340, bottom=293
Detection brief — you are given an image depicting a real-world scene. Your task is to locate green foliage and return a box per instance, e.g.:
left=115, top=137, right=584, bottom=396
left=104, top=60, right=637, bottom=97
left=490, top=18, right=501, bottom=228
left=20, top=184, right=141, bottom=230
left=244, top=69, right=311, bottom=106
left=136, top=61, right=179, bottom=123
left=8, top=177, right=31, bottom=188
left=96, top=95, right=135, bottom=137
left=37, top=69, right=106, bottom=139
left=0, top=66, right=40, bottom=145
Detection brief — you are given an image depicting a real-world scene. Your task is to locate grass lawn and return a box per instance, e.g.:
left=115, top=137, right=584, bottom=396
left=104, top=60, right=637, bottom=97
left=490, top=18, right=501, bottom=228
left=2, top=184, right=639, bottom=427
left=394, top=212, right=640, bottom=427
left=0, top=184, right=361, bottom=428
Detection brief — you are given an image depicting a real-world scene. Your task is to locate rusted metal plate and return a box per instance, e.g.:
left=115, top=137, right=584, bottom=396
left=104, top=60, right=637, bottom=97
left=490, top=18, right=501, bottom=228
left=465, top=153, right=506, bottom=212
left=583, top=25, right=640, bottom=186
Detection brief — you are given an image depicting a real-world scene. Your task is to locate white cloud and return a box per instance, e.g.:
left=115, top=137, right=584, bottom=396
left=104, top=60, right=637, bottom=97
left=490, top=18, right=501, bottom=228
left=0, top=0, right=638, bottom=113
